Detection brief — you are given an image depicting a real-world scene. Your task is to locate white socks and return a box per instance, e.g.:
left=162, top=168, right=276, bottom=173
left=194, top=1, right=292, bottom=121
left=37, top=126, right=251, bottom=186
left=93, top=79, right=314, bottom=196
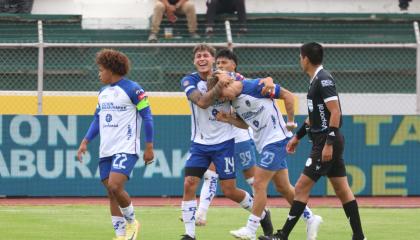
left=246, top=214, right=261, bottom=234
left=111, top=216, right=126, bottom=237
left=120, top=202, right=136, bottom=224
left=197, top=170, right=218, bottom=219
left=239, top=191, right=254, bottom=212
left=182, top=200, right=197, bottom=238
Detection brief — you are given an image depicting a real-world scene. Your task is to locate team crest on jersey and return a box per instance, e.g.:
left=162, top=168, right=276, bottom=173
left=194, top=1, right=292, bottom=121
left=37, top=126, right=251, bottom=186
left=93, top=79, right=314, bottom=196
left=245, top=100, right=251, bottom=107
left=105, top=114, right=112, bottom=122
left=253, top=120, right=259, bottom=128
left=211, top=108, right=219, bottom=117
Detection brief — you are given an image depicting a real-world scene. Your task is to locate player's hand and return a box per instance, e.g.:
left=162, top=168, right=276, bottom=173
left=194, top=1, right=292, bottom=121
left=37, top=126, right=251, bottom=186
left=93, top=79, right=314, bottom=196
left=258, top=77, right=275, bottom=96
left=286, top=136, right=299, bottom=154
left=286, top=122, right=298, bottom=131
left=77, top=139, right=88, bottom=163
left=321, top=144, right=333, bottom=162
left=214, top=70, right=233, bottom=87
left=143, top=143, right=155, bottom=165
left=215, top=111, right=231, bottom=123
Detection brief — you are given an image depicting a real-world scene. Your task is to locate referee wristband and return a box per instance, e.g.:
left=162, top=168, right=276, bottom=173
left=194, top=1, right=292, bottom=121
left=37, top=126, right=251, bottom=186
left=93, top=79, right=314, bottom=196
left=296, top=122, right=308, bottom=140
left=326, top=127, right=339, bottom=145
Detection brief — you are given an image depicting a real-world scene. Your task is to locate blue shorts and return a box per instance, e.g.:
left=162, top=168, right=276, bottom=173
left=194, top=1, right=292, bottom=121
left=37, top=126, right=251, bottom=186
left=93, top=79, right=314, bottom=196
left=234, top=139, right=257, bottom=171
left=257, top=138, right=289, bottom=171
left=99, top=153, right=138, bottom=181
left=185, top=138, right=236, bottom=180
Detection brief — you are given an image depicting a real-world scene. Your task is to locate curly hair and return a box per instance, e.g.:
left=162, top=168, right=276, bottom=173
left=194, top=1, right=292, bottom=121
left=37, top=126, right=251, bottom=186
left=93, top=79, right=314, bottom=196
left=96, top=49, right=131, bottom=76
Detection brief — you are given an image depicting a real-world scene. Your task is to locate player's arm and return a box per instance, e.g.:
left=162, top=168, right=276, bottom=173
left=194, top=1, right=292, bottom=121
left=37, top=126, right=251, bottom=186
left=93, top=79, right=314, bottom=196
left=137, top=94, right=155, bottom=165
left=278, top=87, right=296, bottom=128
left=215, top=111, right=249, bottom=129
left=77, top=108, right=100, bottom=162
left=258, top=77, right=275, bottom=95
left=188, top=75, right=228, bottom=109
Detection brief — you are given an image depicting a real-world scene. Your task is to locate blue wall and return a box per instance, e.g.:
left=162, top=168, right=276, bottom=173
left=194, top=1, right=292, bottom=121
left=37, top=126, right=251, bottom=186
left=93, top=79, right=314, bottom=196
left=0, top=115, right=419, bottom=196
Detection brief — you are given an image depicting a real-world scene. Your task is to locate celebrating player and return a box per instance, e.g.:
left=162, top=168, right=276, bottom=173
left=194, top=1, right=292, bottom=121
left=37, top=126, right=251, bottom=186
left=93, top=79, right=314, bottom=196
left=207, top=71, right=322, bottom=240
left=179, top=44, right=272, bottom=240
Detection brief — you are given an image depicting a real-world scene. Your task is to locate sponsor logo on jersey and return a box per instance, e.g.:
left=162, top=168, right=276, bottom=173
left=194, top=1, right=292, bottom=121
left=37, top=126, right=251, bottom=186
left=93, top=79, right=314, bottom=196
left=318, top=104, right=328, bottom=129
left=321, top=79, right=334, bottom=87
left=240, top=106, right=265, bottom=120
left=307, top=99, right=313, bottom=112
left=183, top=80, right=190, bottom=87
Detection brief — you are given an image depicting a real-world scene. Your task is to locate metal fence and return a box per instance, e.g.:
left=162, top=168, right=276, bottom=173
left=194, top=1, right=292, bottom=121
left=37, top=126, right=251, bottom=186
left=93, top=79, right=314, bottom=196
left=0, top=21, right=419, bottom=115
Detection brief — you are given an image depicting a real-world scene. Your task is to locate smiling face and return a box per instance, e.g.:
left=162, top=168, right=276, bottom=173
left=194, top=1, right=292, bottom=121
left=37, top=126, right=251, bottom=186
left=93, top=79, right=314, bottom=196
left=194, top=50, right=215, bottom=76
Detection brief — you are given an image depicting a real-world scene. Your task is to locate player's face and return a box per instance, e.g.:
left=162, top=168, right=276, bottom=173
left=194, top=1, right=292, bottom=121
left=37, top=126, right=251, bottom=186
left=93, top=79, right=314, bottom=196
left=194, top=50, right=214, bottom=74
left=216, top=57, right=236, bottom=72
left=98, top=65, right=113, bottom=84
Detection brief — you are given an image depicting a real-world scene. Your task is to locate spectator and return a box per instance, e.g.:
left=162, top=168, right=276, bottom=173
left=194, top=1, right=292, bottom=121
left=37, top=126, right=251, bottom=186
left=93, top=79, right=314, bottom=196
left=399, top=0, right=412, bottom=10
left=148, top=0, right=200, bottom=42
left=0, top=0, right=33, bottom=13
left=206, top=0, right=247, bottom=37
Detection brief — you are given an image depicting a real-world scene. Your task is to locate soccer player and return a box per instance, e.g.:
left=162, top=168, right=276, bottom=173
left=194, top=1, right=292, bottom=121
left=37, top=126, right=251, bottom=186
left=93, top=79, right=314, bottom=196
left=180, top=44, right=272, bottom=240
left=260, top=43, right=366, bottom=240
left=207, top=71, right=322, bottom=240
left=77, top=49, right=154, bottom=240
left=194, top=49, right=259, bottom=226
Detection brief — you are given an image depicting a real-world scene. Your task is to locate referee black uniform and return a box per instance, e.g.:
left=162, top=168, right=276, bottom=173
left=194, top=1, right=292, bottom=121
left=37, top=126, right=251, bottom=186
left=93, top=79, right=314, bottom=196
left=303, top=66, right=346, bottom=182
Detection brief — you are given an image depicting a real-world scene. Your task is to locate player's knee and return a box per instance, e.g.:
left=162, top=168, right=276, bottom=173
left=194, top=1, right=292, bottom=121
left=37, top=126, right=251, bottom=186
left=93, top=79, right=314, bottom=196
left=184, top=176, right=199, bottom=189
left=107, top=182, right=123, bottom=195
left=221, top=185, right=235, bottom=198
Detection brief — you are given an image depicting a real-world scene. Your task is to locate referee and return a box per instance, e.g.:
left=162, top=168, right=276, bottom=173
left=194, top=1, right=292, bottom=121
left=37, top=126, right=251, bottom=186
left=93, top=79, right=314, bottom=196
left=260, top=42, right=366, bottom=240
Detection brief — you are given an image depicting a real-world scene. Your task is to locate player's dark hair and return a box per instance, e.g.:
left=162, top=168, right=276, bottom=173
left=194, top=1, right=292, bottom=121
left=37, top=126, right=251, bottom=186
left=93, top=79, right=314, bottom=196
left=193, top=43, right=216, bottom=57
left=300, top=42, right=323, bottom=65
left=96, top=49, right=130, bottom=76
left=216, top=48, right=238, bottom=68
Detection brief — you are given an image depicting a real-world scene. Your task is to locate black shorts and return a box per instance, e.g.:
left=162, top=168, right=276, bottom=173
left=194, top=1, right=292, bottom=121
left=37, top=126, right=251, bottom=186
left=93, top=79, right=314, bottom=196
left=303, top=132, right=347, bottom=182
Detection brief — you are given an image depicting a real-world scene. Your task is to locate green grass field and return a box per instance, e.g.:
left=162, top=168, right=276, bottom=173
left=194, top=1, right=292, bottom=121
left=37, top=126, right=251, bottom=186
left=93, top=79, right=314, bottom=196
left=0, top=205, right=418, bottom=239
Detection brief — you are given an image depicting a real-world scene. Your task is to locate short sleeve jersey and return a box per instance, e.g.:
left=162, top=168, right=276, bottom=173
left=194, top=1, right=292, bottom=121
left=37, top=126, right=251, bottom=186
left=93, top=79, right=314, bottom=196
left=307, top=66, right=342, bottom=133
left=97, top=78, right=147, bottom=158
left=232, top=79, right=293, bottom=152
left=181, top=72, right=235, bottom=145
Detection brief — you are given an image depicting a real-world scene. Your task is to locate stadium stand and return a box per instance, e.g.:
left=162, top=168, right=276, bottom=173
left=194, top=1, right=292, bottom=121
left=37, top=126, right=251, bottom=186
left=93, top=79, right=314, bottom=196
left=0, top=13, right=418, bottom=93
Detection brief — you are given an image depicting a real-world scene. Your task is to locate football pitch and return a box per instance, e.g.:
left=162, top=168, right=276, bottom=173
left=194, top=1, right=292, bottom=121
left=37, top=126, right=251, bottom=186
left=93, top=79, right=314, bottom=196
left=0, top=205, right=418, bottom=240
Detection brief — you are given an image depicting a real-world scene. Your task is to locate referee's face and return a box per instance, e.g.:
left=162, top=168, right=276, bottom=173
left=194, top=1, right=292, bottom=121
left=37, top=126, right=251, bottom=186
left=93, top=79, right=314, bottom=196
left=299, top=54, right=307, bottom=72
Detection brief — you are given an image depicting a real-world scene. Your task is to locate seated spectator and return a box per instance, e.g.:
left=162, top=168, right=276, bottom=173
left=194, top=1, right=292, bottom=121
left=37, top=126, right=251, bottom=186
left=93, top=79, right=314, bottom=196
left=0, top=0, right=33, bottom=13
left=206, top=0, right=247, bottom=37
left=148, top=0, right=200, bottom=42
left=399, top=0, right=412, bottom=10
